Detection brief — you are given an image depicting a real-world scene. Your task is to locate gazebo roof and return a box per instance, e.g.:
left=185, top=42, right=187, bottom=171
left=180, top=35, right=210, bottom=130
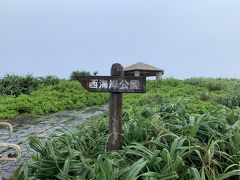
left=124, top=62, right=164, bottom=76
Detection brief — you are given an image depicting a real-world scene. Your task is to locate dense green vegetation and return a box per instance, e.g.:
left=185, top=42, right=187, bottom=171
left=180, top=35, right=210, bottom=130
left=0, top=80, right=108, bottom=120
left=13, top=78, right=240, bottom=179
left=0, top=74, right=60, bottom=96
left=70, top=71, right=92, bottom=81
left=185, top=78, right=240, bottom=108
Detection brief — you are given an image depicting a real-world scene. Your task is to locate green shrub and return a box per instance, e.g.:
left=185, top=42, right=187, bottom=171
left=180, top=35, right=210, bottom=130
left=0, top=74, right=38, bottom=96
left=199, top=91, right=210, bottom=101
left=38, top=75, right=60, bottom=86
left=185, top=78, right=223, bottom=91
left=0, top=74, right=61, bottom=96
left=70, top=71, right=92, bottom=80
left=207, top=81, right=222, bottom=91
left=216, top=93, right=240, bottom=108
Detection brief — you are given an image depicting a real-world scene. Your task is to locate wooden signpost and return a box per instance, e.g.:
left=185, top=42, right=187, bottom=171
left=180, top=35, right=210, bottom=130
left=77, top=63, right=146, bottom=151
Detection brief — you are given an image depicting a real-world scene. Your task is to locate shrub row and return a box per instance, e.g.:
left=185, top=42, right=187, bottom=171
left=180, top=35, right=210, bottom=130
left=0, top=81, right=108, bottom=120
left=0, top=74, right=60, bottom=96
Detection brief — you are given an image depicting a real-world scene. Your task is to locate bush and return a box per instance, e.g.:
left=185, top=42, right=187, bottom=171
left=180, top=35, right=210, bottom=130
left=38, top=76, right=60, bottom=86
left=70, top=71, right=92, bottom=80
left=216, top=93, right=240, bottom=108
left=0, top=74, right=61, bottom=96
left=185, top=78, right=223, bottom=91
left=0, top=74, right=38, bottom=96
left=199, top=91, right=210, bottom=101
left=207, top=81, right=222, bottom=91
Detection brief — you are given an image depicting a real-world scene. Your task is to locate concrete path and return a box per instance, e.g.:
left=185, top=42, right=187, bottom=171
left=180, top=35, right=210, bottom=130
left=0, top=104, right=108, bottom=179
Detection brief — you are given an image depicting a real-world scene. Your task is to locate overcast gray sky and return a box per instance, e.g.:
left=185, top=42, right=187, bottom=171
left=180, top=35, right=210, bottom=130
left=0, top=0, right=240, bottom=79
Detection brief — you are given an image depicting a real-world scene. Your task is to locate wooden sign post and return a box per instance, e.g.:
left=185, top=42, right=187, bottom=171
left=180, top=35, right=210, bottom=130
left=77, top=63, right=146, bottom=151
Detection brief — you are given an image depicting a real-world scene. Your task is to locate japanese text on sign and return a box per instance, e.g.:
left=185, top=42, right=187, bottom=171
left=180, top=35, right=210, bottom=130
left=77, top=76, right=146, bottom=93
left=89, top=79, right=141, bottom=90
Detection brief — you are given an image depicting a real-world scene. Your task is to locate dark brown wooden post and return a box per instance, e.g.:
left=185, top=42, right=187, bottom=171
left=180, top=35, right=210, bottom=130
left=76, top=63, right=146, bottom=151
left=108, top=63, right=124, bottom=151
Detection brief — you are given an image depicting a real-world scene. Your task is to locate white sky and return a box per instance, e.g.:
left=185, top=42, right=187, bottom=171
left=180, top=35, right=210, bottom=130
left=0, top=0, right=240, bottom=79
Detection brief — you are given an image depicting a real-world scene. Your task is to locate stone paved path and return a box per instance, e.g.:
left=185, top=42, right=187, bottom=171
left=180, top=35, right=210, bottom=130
left=0, top=104, right=108, bottom=179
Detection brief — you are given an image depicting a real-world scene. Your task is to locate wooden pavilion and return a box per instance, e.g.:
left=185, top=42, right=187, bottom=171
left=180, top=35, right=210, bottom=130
left=124, top=62, right=164, bottom=80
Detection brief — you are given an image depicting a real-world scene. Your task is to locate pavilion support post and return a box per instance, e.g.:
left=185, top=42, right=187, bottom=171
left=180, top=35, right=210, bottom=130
left=156, top=72, right=162, bottom=80
left=134, top=71, right=140, bottom=77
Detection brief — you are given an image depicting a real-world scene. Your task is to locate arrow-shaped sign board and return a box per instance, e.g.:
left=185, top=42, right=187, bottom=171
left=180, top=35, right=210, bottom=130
left=77, top=76, right=146, bottom=93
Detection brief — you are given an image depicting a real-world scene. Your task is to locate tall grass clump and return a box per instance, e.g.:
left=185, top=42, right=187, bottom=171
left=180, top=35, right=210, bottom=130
left=215, top=92, right=240, bottom=108
left=0, top=74, right=39, bottom=96
left=185, top=78, right=240, bottom=109
left=0, top=74, right=60, bottom=96
left=185, top=78, right=240, bottom=92
left=185, top=78, right=223, bottom=91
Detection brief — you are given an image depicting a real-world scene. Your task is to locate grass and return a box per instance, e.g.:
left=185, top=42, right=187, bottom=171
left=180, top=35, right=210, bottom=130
left=12, top=78, right=240, bottom=179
